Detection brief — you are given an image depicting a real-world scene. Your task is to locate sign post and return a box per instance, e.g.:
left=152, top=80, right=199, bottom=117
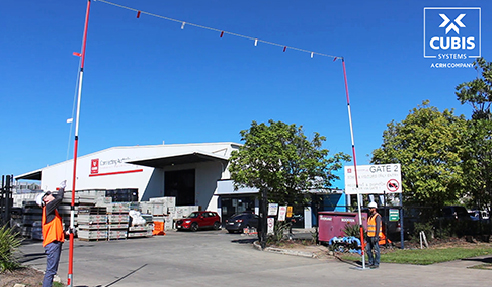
left=344, top=164, right=404, bottom=259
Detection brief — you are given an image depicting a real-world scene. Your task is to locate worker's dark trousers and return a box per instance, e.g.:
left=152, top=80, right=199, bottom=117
left=43, top=241, right=63, bottom=287
left=365, top=237, right=380, bottom=266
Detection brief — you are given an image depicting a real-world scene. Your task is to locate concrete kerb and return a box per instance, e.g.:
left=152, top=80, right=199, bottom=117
left=252, top=240, right=318, bottom=258
left=251, top=228, right=321, bottom=258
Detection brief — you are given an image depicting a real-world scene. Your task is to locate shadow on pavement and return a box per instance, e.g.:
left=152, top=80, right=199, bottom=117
left=18, top=252, right=46, bottom=263
left=334, top=255, right=362, bottom=268
left=462, top=256, right=492, bottom=264
left=74, top=264, right=148, bottom=287
left=231, top=238, right=257, bottom=244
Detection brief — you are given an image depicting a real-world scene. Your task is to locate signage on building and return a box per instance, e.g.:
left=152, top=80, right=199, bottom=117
left=91, top=159, right=99, bottom=174
left=89, top=157, right=143, bottom=177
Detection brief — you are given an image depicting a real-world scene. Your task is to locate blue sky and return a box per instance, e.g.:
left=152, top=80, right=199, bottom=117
left=1, top=0, right=490, bottom=189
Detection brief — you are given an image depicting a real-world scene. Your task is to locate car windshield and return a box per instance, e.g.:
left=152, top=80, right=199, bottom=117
left=187, top=212, right=200, bottom=218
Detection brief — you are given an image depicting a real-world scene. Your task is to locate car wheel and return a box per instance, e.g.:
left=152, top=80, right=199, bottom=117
left=190, top=223, right=198, bottom=232
left=213, top=222, right=221, bottom=230
left=228, top=230, right=235, bottom=234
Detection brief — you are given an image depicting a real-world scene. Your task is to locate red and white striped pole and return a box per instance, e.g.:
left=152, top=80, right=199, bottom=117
left=69, top=1, right=92, bottom=286
left=341, top=58, right=366, bottom=268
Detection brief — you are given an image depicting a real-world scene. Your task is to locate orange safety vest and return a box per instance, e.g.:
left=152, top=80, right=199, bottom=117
left=42, top=208, right=65, bottom=247
left=367, top=213, right=383, bottom=238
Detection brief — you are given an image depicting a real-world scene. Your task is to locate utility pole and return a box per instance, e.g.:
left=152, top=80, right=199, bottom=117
left=259, top=188, right=268, bottom=249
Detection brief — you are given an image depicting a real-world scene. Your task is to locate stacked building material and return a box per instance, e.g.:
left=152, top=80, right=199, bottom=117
left=12, top=191, right=38, bottom=208
left=128, top=225, right=153, bottom=238
left=21, top=200, right=42, bottom=239
left=105, top=188, right=138, bottom=202
left=77, top=206, right=108, bottom=241
left=60, top=190, right=79, bottom=234
left=107, top=202, right=130, bottom=240
left=146, top=196, right=177, bottom=231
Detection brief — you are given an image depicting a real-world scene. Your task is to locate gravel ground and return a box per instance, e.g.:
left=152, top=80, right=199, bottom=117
left=1, top=267, right=46, bottom=287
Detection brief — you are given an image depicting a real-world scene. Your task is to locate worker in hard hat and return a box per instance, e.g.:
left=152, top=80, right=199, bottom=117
left=35, top=180, right=67, bottom=287
left=366, top=201, right=382, bottom=269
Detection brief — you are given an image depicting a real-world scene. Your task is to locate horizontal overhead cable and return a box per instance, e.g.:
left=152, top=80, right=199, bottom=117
left=95, top=0, right=341, bottom=60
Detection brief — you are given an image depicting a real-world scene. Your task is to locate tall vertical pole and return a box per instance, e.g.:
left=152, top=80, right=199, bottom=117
left=259, top=188, right=268, bottom=249
left=399, top=192, right=404, bottom=249
left=1, top=175, right=4, bottom=226
left=5, top=175, right=12, bottom=227
left=68, top=1, right=92, bottom=286
left=342, top=58, right=366, bottom=268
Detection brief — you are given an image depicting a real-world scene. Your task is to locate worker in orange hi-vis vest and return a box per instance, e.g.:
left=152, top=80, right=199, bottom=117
left=366, top=201, right=382, bottom=269
left=35, top=180, right=67, bottom=287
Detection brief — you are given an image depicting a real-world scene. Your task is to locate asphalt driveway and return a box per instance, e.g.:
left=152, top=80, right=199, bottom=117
left=18, top=229, right=492, bottom=287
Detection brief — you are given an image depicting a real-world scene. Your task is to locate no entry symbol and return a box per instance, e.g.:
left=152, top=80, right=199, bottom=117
left=387, top=179, right=399, bottom=192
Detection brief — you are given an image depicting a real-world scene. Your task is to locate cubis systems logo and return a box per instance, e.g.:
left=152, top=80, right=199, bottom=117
left=424, top=7, right=481, bottom=64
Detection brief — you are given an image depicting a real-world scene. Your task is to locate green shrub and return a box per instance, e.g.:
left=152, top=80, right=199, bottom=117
left=343, top=223, right=365, bottom=238
left=0, top=225, right=22, bottom=272
left=412, top=222, right=435, bottom=242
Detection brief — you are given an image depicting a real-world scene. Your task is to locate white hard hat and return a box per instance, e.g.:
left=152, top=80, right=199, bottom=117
left=368, top=201, right=378, bottom=209
left=35, top=192, right=45, bottom=207
left=35, top=191, right=51, bottom=207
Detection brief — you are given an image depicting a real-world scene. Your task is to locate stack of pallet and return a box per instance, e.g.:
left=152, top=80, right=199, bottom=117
left=128, top=225, right=153, bottom=238
left=107, top=202, right=130, bottom=240
left=77, top=206, right=108, bottom=241
left=21, top=200, right=42, bottom=239
left=143, top=196, right=177, bottom=231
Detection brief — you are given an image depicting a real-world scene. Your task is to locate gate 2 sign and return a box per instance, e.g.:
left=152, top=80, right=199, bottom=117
left=344, top=164, right=402, bottom=195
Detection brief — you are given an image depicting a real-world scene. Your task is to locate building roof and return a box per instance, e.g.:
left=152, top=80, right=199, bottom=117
left=126, top=150, right=229, bottom=167
left=15, top=168, right=42, bottom=180
left=15, top=143, right=237, bottom=180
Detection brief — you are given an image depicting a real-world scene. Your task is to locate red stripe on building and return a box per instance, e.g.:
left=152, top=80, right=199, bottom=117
left=89, top=169, right=143, bottom=177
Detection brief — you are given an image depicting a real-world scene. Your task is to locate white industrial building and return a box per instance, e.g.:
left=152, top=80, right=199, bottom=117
left=16, top=143, right=260, bottom=220
left=16, top=142, right=333, bottom=227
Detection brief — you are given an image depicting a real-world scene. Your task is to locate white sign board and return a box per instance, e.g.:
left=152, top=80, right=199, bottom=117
left=344, top=164, right=402, bottom=194
left=267, top=217, right=275, bottom=235
left=268, top=203, right=278, bottom=216
left=278, top=206, right=287, bottom=221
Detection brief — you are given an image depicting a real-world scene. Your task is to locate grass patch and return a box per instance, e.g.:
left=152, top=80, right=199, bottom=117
left=339, top=246, right=492, bottom=265
left=468, top=263, right=492, bottom=270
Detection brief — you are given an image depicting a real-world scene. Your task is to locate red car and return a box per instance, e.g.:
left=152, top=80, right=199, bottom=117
left=176, top=211, right=221, bottom=231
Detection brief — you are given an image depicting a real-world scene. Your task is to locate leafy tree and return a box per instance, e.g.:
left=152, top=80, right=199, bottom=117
left=456, top=58, right=492, bottom=120
left=456, top=58, right=492, bottom=215
left=459, top=119, right=492, bottom=213
left=371, top=101, right=467, bottom=216
left=229, top=119, right=350, bottom=207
